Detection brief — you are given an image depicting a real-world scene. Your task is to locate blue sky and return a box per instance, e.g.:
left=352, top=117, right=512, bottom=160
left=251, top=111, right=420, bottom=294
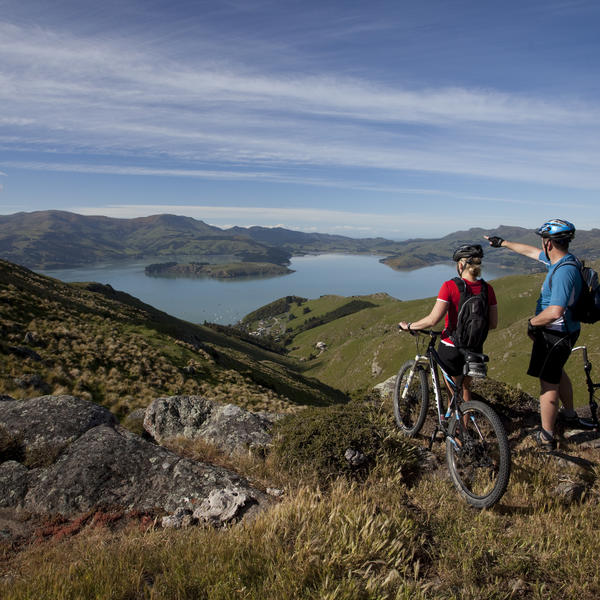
left=1, top=0, right=599, bottom=239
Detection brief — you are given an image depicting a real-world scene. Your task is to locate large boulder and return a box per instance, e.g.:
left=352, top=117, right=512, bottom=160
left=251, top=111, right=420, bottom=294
left=0, top=395, right=116, bottom=467
left=0, top=395, right=269, bottom=522
left=144, top=395, right=276, bottom=454
left=22, top=425, right=267, bottom=518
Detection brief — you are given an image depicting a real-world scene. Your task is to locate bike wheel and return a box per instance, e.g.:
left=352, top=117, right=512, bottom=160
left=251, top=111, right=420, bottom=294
left=446, top=400, right=510, bottom=509
left=393, top=360, right=429, bottom=437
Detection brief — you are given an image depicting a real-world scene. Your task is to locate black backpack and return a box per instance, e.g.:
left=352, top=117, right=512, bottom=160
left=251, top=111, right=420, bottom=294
left=450, top=277, right=490, bottom=350
left=549, top=259, right=600, bottom=324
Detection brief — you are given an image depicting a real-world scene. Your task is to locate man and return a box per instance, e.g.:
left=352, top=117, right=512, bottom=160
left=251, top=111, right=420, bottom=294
left=485, top=219, right=582, bottom=451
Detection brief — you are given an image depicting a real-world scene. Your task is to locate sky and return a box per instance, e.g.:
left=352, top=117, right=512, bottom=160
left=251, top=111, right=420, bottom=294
left=1, top=0, right=599, bottom=239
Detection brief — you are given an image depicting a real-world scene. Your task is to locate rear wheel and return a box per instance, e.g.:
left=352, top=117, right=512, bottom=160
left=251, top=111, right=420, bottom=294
left=393, top=360, right=429, bottom=437
left=446, top=400, right=510, bottom=508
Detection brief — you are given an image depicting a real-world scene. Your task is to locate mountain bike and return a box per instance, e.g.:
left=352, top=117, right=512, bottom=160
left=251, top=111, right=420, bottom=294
left=393, top=329, right=510, bottom=508
left=571, top=345, right=600, bottom=430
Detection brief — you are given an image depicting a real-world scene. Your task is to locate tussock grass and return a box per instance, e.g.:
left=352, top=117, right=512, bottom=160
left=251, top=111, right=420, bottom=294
left=3, top=447, right=600, bottom=599
left=4, top=398, right=600, bottom=599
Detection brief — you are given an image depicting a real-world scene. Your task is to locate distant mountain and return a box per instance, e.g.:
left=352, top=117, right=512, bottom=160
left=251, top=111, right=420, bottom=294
left=0, top=211, right=290, bottom=268
left=381, top=225, right=600, bottom=272
left=2, top=210, right=599, bottom=272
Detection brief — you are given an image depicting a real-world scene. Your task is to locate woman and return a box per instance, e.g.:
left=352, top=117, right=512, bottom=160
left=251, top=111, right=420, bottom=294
left=398, top=244, right=498, bottom=404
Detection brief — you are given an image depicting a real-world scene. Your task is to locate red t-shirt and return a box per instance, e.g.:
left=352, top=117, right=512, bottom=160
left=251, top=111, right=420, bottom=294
left=438, top=279, right=497, bottom=346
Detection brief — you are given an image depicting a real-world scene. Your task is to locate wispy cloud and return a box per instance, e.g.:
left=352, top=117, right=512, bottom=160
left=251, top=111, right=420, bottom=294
left=1, top=16, right=599, bottom=192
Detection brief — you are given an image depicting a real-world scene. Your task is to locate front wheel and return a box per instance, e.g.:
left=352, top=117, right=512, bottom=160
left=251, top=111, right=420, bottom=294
left=393, top=360, right=429, bottom=437
left=446, top=400, right=511, bottom=509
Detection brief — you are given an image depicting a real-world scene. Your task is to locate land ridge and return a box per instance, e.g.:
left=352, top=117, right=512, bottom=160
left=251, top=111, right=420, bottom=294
left=3, top=210, right=600, bottom=272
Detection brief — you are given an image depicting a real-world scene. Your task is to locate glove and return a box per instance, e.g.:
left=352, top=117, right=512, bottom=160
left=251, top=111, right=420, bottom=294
left=487, top=236, right=504, bottom=248
left=527, top=319, right=541, bottom=337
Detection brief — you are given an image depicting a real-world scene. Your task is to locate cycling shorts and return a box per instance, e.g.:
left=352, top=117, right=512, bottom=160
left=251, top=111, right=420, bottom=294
left=436, top=343, right=465, bottom=377
left=527, top=329, right=579, bottom=384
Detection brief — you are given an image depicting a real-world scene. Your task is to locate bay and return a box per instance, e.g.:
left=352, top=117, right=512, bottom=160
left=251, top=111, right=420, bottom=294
left=40, top=254, right=508, bottom=325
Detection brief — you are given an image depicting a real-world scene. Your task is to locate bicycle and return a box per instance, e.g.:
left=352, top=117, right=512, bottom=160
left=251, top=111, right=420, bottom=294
left=570, top=345, right=600, bottom=430
left=393, top=329, right=511, bottom=508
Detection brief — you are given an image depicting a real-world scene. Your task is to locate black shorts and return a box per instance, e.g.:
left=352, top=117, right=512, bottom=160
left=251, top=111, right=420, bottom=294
left=436, top=343, right=465, bottom=377
left=527, top=329, right=579, bottom=385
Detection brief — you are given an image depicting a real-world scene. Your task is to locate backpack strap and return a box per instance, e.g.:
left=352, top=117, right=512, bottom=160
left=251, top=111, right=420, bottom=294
left=548, top=258, right=582, bottom=290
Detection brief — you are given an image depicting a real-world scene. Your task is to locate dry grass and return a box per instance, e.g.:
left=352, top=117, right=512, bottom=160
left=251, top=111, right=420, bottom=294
left=2, top=404, right=600, bottom=600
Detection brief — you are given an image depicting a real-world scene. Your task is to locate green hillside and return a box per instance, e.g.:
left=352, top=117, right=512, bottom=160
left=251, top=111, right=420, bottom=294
left=0, top=259, right=347, bottom=417
left=5, top=210, right=600, bottom=275
left=244, top=266, right=600, bottom=404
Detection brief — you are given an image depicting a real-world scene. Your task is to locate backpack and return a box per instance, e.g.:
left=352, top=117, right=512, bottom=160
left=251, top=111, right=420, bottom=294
left=450, top=277, right=490, bottom=350
left=549, top=258, right=600, bottom=324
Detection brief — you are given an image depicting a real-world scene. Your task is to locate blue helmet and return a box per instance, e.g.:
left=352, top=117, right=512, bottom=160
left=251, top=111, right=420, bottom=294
left=535, top=219, right=575, bottom=241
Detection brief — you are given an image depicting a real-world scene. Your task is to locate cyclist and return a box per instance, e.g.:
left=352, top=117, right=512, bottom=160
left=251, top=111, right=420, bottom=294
left=399, top=244, right=498, bottom=408
left=485, top=219, right=582, bottom=451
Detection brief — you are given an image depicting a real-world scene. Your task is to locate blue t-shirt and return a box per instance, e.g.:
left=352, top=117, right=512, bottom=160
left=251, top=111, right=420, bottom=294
left=536, top=251, right=582, bottom=332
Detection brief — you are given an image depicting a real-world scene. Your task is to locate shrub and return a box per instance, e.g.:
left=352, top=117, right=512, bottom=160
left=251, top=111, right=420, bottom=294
left=271, top=400, right=419, bottom=484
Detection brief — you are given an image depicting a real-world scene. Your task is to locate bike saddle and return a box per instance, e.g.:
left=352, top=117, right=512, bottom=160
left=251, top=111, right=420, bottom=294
left=461, top=351, right=489, bottom=363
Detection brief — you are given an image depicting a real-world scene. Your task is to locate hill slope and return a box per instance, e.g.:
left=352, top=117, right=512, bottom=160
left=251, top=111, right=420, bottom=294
left=242, top=266, right=600, bottom=403
left=0, top=259, right=347, bottom=416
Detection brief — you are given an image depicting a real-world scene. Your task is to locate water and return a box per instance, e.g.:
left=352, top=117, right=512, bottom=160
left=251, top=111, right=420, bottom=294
left=40, top=254, right=507, bottom=325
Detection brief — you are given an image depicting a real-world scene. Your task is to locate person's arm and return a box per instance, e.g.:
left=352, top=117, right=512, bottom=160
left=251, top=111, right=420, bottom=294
left=529, top=306, right=564, bottom=327
left=484, top=235, right=540, bottom=260
left=399, top=299, right=448, bottom=331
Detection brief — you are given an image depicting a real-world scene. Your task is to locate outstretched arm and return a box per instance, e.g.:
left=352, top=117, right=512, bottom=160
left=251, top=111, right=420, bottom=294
left=399, top=299, right=448, bottom=331
left=484, top=235, right=540, bottom=260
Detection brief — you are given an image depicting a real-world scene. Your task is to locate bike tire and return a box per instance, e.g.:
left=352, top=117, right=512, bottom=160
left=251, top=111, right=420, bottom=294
left=446, top=400, right=510, bottom=509
left=393, top=360, right=429, bottom=437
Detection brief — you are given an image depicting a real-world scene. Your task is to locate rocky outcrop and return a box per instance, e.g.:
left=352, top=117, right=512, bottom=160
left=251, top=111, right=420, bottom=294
left=0, top=395, right=117, bottom=467
left=0, top=395, right=269, bottom=524
left=144, top=395, right=277, bottom=455
left=372, top=375, right=396, bottom=401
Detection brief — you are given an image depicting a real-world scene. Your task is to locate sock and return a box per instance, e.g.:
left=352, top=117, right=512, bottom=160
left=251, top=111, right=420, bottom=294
left=541, top=427, right=554, bottom=441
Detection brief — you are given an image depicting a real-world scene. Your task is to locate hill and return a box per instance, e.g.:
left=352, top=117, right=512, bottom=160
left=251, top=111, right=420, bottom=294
left=240, top=265, right=600, bottom=404
left=3, top=259, right=600, bottom=599
left=4, top=210, right=600, bottom=272
left=0, top=259, right=347, bottom=416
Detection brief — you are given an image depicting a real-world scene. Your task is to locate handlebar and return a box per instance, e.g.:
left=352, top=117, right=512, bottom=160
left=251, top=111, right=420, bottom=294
left=398, top=325, right=443, bottom=337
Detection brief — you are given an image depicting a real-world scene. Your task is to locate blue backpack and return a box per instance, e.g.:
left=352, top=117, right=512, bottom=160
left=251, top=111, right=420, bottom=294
left=549, top=259, right=600, bottom=324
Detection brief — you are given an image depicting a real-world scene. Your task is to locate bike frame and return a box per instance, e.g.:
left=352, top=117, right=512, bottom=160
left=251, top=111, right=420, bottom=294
left=402, top=330, right=465, bottom=448
left=572, top=345, right=600, bottom=428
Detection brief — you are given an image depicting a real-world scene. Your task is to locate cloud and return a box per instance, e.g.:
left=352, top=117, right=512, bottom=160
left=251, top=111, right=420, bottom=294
left=1, top=19, right=600, bottom=191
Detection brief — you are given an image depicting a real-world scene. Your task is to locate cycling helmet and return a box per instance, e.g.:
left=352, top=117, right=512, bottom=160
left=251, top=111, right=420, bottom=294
left=452, top=244, right=484, bottom=262
left=535, top=219, right=575, bottom=241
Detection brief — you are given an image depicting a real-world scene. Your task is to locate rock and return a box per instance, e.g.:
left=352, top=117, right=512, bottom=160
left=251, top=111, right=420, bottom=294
left=0, top=395, right=269, bottom=522
left=344, top=448, right=367, bottom=467
left=373, top=375, right=397, bottom=401
left=0, top=395, right=117, bottom=467
left=551, top=481, right=587, bottom=505
left=0, top=461, right=30, bottom=508
left=121, top=408, right=148, bottom=437
left=266, top=488, right=284, bottom=497
left=161, top=507, right=194, bottom=529
left=13, top=373, right=51, bottom=394
left=144, top=395, right=275, bottom=455
left=22, top=424, right=268, bottom=518
left=192, top=486, right=251, bottom=525
left=23, top=332, right=46, bottom=347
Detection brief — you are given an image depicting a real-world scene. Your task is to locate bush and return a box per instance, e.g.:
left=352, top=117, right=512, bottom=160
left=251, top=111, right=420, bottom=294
left=271, top=400, right=419, bottom=484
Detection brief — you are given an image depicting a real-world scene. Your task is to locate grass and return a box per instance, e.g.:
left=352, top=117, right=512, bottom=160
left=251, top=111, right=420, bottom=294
left=3, top=401, right=600, bottom=599
left=3, top=258, right=600, bottom=598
